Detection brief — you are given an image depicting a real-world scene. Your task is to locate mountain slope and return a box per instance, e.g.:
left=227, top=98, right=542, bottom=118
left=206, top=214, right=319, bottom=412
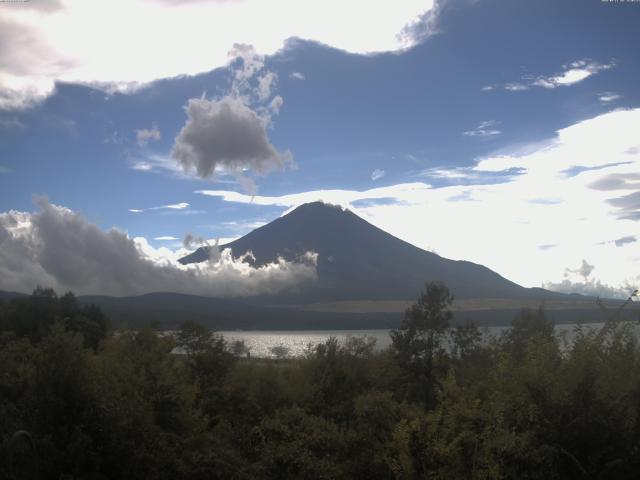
left=180, top=202, right=557, bottom=303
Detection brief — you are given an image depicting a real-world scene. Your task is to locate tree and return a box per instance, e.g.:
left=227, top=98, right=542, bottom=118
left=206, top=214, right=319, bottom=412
left=391, top=281, right=453, bottom=407
left=505, top=306, right=555, bottom=361
left=269, top=344, right=290, bottom=360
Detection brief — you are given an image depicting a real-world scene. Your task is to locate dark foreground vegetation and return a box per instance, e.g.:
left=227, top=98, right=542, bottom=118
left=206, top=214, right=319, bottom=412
left=1, top=284, right=640, bottom=479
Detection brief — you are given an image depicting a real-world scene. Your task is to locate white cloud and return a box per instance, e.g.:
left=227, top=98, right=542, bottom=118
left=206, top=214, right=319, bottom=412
left=129, top=202, right=189, bottom=213
left=290, top=72, right=305, bottom=80
left=195, top=108, right=640, bottom=296
left=371, top=169, right=386, bottom=181
left=0, top=199, right=317, bottom=297
left=463, top=120, right=501, bottom=137
left=0, top=0, right=434, bottom=110
left=599, top=92, right=622, bottom=103
left=484, top=59, right=615, bottom=93
left=504, top=83, right=528, bottom=92
left=154, top=236, right=178, bottom=241
left=136, top=124, right=161, bottom=147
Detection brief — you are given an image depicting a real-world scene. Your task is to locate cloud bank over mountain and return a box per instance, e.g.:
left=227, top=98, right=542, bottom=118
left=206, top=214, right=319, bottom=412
left=0, top=199, right=317, bottom=297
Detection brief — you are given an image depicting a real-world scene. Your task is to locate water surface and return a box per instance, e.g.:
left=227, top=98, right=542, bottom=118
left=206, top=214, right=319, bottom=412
left=218, top=322, right=623, bottom=358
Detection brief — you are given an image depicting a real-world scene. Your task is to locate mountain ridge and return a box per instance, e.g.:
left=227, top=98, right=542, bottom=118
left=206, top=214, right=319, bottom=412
left=180, top=201, right=562, bottom=303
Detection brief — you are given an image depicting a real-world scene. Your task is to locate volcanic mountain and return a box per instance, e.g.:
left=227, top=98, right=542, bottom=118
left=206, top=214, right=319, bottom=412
left=179, top=202, right=557, bottom=304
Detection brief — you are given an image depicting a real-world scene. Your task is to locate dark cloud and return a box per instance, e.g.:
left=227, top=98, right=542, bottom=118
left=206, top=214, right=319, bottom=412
left=589, top=172, right=640, bottom=191
left=607, top=191, right=640, bottom=221
left=171, top=97, right=292, bottom=180
left=566, top=259, right=594, bottom=279
left=0, top=200, right=317, bottom=297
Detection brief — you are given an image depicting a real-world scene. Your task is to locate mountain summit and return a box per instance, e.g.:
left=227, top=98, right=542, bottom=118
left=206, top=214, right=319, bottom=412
left=179, top=202, right=548, bottom=303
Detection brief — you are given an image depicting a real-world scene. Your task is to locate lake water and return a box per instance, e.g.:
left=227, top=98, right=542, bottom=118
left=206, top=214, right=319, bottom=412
left=217, top=322, right=626, bottom=358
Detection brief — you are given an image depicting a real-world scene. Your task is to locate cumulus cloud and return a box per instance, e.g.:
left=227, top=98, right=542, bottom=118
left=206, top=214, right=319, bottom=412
left=136, top=124, right=161, bottom=147
left=371, top=169, right=386, bottom=181
left=463, top=120, right=501, bottom=137
left=483, top=59, right=615, bottom=93
left=542, top=278, right=634, bottom=300
left=0, top=199, right=317, bottom=297
left=171, top=97, right=292, bottom=181
left=154, top=236, right=178, bottom=241
left=0, top=18, right=67, bottom=110
left=167, top=43, right=292, bottom=188
left=0, top=0, right=434, bottom=110
left=289, top=72, right=305, bottom=80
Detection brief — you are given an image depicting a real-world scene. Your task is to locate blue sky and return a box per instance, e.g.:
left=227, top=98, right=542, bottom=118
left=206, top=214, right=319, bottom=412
left=1, top=0, right=639, bottom=298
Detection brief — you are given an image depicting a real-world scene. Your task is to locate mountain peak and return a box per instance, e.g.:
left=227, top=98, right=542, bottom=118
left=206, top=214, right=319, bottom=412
left=285, top=201, right=349, bottom=217
left=179, top=200, right=532, bottom=302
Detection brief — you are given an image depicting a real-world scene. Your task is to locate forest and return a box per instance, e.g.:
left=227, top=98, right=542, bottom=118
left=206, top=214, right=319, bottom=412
left=1, top=283, right=640, bottom=479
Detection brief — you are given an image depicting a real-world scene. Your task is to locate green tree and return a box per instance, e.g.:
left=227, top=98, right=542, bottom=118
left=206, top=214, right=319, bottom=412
left=390, top=281, right=453, bottom=407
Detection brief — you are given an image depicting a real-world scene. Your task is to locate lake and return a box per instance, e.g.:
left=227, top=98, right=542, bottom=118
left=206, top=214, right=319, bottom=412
left=217, top=322, right=626, bottom=358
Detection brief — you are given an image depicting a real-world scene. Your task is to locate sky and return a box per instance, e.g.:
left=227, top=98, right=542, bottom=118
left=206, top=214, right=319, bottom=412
left=1, top=0, right=639, bottom=298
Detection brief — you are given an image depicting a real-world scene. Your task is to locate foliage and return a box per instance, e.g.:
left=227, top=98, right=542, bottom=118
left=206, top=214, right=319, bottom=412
left=390, top=281, right=454, bottom=407
left=2, top=286, right=640, bottom=479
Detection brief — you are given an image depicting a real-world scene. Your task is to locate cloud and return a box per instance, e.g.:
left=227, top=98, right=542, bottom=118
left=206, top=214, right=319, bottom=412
left=396, top=0, right=442, bottom=47
left=136, top=124, right=161, bottom=147
left=129, top=202, right=189, bottom=213
left=542, top=278, right=633, bottom=299
left=194, top=182, right=431, bottom=210
left=0, top=199, right=317, bottom=297
left=566, top=259, right=595, bottom=280
left=607, top=191, right=640, bottom=221
left=154, top=236, right=178, bottom=241
left=371, top=169, right=386, bottom=181
left=12, top=0, right=64, bottom=11
left=0, top=18, right=66, bottom=110
left=289, top=72, right=305, bottom=80
left=463, top=120, right=501, bottom=137
left=589, top=172, right=640, bottom=191
left=483, top=59, right=615, bottom=93
left=195, top=108, right=640, bottom=293
left=599, top=92, right=622, bottom=103
left=183, top=233, right=207, bottom=249
left=0, top=0, right=434, bottom=110
left=532, top=59, right=615, bottom=88
left=504, top=83, right=528, bottom=92
left=171, top=97, right=292, bottom=181
left=614, top=235, right=636, bottom=247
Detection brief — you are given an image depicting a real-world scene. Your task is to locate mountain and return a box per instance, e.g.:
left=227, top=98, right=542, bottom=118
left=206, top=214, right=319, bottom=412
left=76, top=292, right=401, bottom=330
left=179, top=202, right=561, bottom=303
